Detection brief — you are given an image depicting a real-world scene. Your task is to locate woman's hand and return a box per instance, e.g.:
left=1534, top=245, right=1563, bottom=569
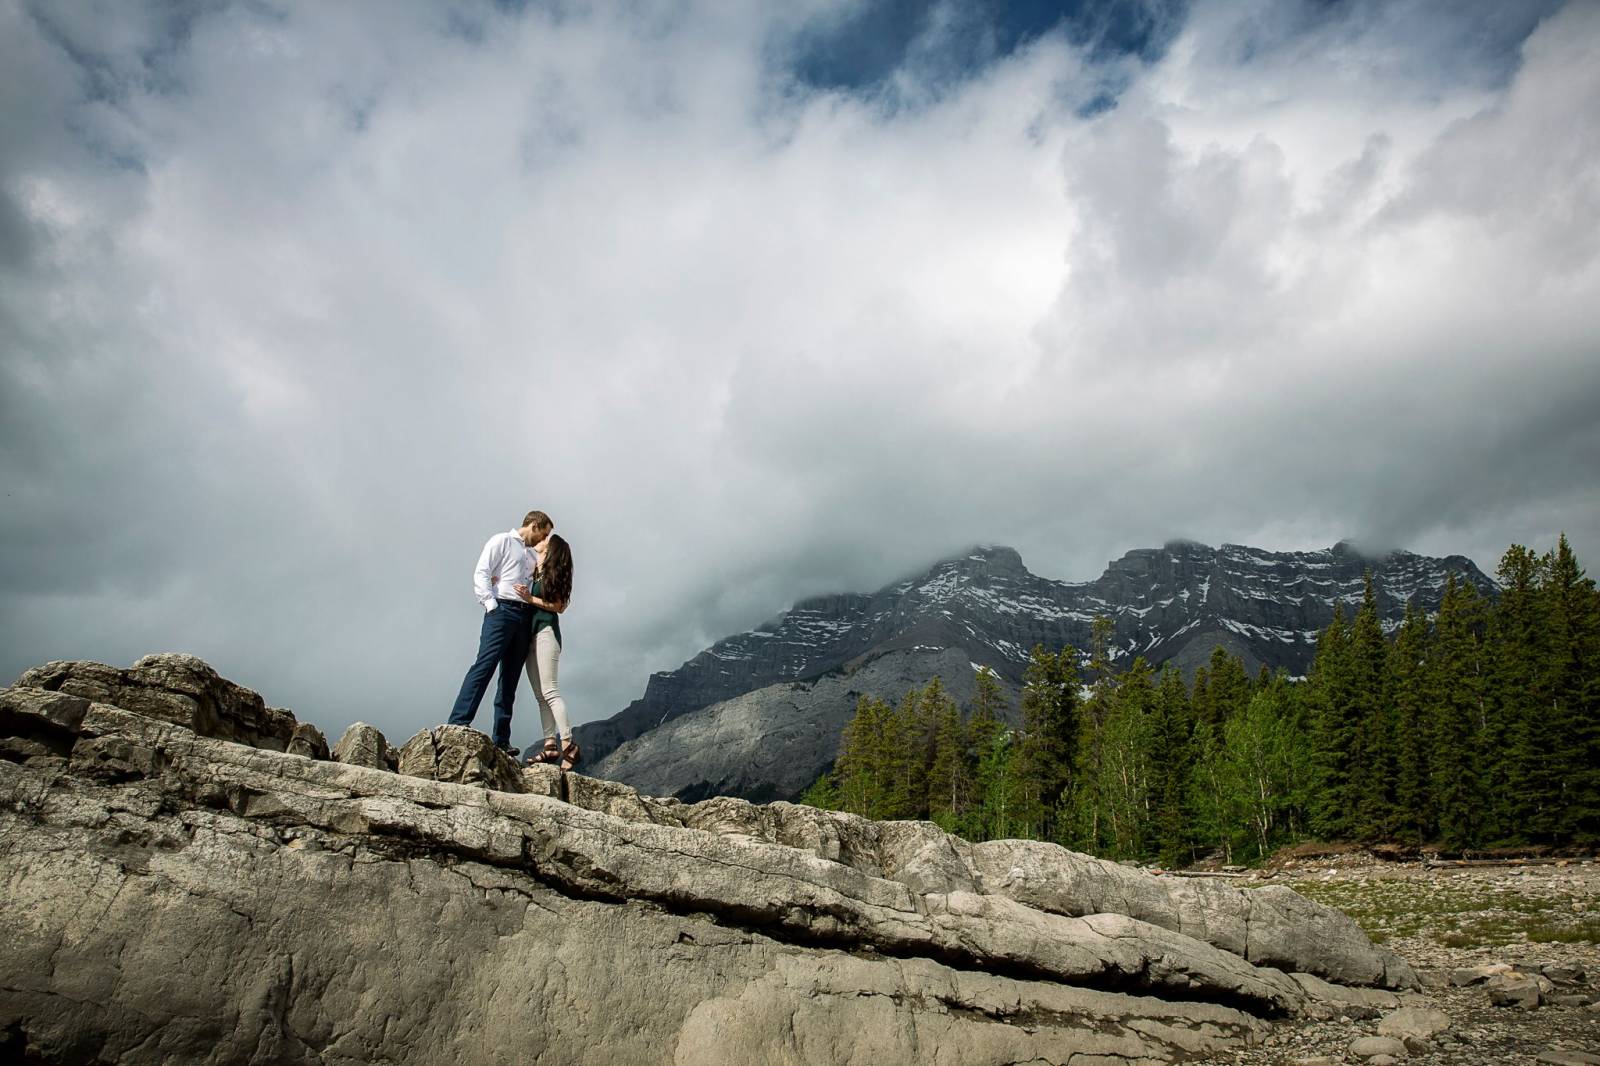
left=525, top=596, right=566, bottom=613
left=512, top=583, right=534, bottom=603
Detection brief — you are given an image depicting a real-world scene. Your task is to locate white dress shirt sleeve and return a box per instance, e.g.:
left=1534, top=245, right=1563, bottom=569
left=474, top=535, right=503, bottom=611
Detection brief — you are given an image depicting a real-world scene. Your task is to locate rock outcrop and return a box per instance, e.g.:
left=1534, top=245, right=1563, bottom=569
left=0, top=657, right=1424, bottom=1065
left=580, top=541, right=1498, bottom=798
left=331, top=721, right=393, bottom=770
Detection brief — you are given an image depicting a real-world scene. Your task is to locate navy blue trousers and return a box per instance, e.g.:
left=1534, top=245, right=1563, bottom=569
left=448, top=601, right=532, bottom=747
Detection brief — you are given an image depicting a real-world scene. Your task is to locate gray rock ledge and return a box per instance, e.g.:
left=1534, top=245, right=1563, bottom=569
left=0, top=657, right=1422, bottom=1065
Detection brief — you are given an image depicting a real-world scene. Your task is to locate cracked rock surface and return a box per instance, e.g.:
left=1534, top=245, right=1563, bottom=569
left=1, top=658, right=1420, bottom=1065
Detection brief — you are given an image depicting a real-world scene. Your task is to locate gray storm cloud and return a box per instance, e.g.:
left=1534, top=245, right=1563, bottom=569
left=2, top=0, right=1597, bottom=743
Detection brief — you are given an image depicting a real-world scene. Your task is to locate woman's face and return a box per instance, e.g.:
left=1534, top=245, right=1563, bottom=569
left=534, top=530, right=553, bottom=552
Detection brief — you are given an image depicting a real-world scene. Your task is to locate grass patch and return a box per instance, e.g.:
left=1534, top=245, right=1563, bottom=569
left=1526, top=917, right=1600, bottom=944
left=1287, top=878, right=1596, bottom=948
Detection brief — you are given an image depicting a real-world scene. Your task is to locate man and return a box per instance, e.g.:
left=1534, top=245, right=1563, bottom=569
left=448, top=510, right=552, bottom=755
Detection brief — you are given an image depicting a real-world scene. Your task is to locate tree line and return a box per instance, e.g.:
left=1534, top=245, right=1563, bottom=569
left=799, top=535, right=1600, bottom=862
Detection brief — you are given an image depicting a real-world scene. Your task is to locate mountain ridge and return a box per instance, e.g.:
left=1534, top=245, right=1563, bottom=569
left=576, top=540, right=1496, bottom=800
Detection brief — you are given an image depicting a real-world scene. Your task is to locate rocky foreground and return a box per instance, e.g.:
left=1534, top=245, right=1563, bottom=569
left=1214, top=855, right=1600, bottom=1065
left=0, top=654, right=1493, bottom=1066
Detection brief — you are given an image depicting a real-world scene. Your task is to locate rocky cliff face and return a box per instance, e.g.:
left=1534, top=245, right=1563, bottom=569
left=1, top=656, right=1427, bottom=1065
left=582, top=541, right=1495, bottom=800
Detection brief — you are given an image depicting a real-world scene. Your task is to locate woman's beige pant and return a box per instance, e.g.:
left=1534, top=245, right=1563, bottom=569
left=524, top=627, right=571, bottom=741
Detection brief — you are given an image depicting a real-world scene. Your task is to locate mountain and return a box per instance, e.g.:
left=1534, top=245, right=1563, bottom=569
left=577, top=541, right=1496, bottom=801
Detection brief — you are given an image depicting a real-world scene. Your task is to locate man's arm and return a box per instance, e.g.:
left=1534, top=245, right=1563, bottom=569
left=473, top=535, right=503, bottom=610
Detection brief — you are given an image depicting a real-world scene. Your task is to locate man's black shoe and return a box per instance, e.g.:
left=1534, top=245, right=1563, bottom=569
left=496, top=743, right=520, bottom=759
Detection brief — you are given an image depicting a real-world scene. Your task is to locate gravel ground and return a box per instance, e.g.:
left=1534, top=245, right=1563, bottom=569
left=1193, top=856, right=1600, bottom=1065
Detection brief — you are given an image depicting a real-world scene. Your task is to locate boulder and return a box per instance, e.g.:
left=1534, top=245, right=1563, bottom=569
left=1451, top=963, right=1512, bottom=986
left=1377, top=1005, right=1450, bottom=1039
left=521, top=761, right=564, bottom=797
left=1537, top=1052, right=1600, bottom=1066
left=332, top=722, right=391, bottom=770
left=286, top=721, right=329, bottom=760
left=1289, top=971, right=1402, bottom=1018
left=1349, top=1035, right=1408, bottom=1059
left=11, top=655, right=295, bottom=751
left=1541, top=962, right=1585, bottom=984
left=565, top=772, right=682, bottom=824
left=1486, top=972, right=1550, bottom=1009
left=396, top=724, right=523, bottom=792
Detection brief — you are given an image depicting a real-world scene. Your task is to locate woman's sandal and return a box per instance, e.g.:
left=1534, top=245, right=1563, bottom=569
left=558, top=738, right=581, bottom=772
left=531, top=737, right=561, bottom=765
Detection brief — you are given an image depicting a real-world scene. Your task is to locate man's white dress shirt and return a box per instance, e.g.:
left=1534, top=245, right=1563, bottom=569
left=474, top=530, right=536, bottom=611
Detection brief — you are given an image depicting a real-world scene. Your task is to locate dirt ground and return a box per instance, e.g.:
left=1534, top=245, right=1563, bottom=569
left=1195, top=855, right=1600, bottom=1065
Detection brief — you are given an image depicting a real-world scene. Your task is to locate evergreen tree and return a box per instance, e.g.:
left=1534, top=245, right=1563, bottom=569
left=798, top=771, right=840, bottom=811
left=833, top=694, right=894, bottom=818
left=1274, top=675, right=1316, bottom=842
left=1491, top=544, right=1545, bottom=841
left=1189, top=665, right=1213, bottom=734
left=1016, top=643, right=1081, bottom=841
left=878, top=679, right=956, bottom=820
left=925, top=680, right=970, bottom=829
left=1147, top=664, right=1195, bottom=866
left=1429, top=575, right=1488, bottom=851
left=1068, top=634, right=1115, bottom=853
left=1539, top=534, right=1600, bottom=842
left=1388, top=602, right=1432, bottom=845
left=1204, top=645, right=1254, bottom=725
left=1309, top=605, right=1357, bottom=840
left=965, top=669, right=1012, bottom=840
left=1350, top=574, right=1396, bottom=840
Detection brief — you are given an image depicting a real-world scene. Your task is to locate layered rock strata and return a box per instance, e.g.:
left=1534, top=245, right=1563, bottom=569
left=1, top=658, right=1421, bottom=1065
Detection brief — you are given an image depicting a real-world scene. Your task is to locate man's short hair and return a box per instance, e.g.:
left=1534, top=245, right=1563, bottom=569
left=522, top=510, right=553, bottom=532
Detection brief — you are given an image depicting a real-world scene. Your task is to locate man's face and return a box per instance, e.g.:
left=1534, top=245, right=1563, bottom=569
left=533, top=527, right=553, bottom=550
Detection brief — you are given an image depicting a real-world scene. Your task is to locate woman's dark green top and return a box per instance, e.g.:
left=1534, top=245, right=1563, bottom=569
left=531, top=575, right=562, bottom=646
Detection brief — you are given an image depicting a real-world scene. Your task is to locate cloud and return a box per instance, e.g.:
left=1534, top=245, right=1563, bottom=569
left=2, top=0, right=1597, bottom=743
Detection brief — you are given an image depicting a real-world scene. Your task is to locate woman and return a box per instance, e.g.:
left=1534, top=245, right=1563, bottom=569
left=514, top=532, right=578, bottom=770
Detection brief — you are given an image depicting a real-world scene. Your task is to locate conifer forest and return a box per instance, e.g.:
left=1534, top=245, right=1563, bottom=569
left=800, top=536, right=1600, bottom=863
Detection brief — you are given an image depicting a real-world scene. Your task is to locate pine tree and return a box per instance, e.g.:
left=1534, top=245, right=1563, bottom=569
left=1205, top=645, right=1254, bottom=725
left=1491, top=544, right=1545, bottom=842
left=798, top=771, right=840, bottom=811
left=1309, top=605, right=1357, bottom=840
left=1189, top=665, right=1213, bottom=734
left=1068, top=669, right=1112, bottom=851
left=1388, top=602, right=1432, bottom=846
left=925, top=680, right=969, bottom=830
left=1016, top=644, right=1081, bottom=841
left=1148, top=664, right=1195, bottom=866
left=1429, top=575, right=1488, bottom=851
left=833, top=694, right=894, bottom=818
left=1540, top=534, right=1600, bottom=842
left=1274, top=674, right=1317, bottom=843
left=965, top=669, right=1011, bottom=840
left=884, top=686, right=935, bottom=819
left=1349, top=573, right=1396, bottom=840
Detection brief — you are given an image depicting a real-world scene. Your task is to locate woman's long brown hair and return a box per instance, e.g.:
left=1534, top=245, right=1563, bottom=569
left=540, top=534, right=573, bottom=607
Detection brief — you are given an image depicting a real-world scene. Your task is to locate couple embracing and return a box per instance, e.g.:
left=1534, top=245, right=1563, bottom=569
left=447, top=509, right=579, bottom=770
